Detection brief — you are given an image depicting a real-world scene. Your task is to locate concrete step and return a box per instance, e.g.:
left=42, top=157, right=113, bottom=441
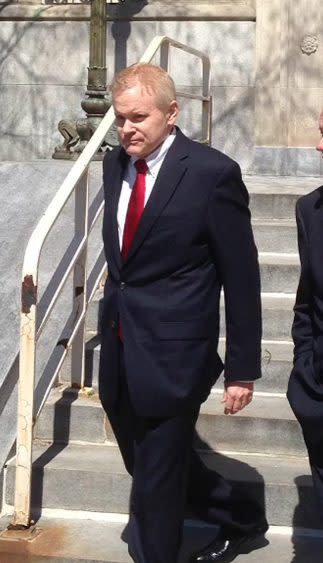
left=259, top=252, right=299, bottom=294
left=34, top=386, right=304, bottom=456
left=221, top=293, right=295, bottom=341
left=218, top=339, right=293, bottom=393
left=1, top=513, right=323, bottom=563
left=245, top=176, right=318, bottom=220
left=62, top=337, right=293, bottom=394
left=252, top=220, right=297, bottom=253
left=86, top=291, right=296, bottom=342
left=4, top=443, right=319, bottom=529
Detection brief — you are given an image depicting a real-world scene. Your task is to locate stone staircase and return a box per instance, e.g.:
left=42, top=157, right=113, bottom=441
left=2, top=174, right=323, bottom=562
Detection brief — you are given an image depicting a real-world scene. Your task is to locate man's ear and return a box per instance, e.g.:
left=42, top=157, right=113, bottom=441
left=167, top=100, right=179, bottom=124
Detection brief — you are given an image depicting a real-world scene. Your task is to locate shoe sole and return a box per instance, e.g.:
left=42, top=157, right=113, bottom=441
left=190, top=527, right=268, bottom=563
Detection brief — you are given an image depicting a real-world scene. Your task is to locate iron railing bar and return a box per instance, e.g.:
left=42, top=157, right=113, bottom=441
left=192, top=139, right=211, bottom=144
left=140, top=35, right=210, bottom=66
left=21, top=112, right=113, bottom=284
left=176, top=92, right=210, bottom=102
left=88, top=189, right=104, bottom=233
left=36, top=235, right=87, bottom=340
left=34, top=307, right=87, bottom=420
left=34, top=344, right=70, bottom=420
left=87, top=248, right=107, bottom=302
left=89, top=201, right=104, bottom=234
left=37, top=236, right=82, bottom=330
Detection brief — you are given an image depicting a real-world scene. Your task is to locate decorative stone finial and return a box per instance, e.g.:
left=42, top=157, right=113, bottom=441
left=300, top=35, right=319, bottom=55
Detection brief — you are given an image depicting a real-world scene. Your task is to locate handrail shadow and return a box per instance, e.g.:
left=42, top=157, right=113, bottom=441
left=30, top=387, right=79, bottom=523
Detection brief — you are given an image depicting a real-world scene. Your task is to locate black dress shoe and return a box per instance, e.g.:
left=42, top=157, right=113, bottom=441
left=189, top=521, right=268, bottom=562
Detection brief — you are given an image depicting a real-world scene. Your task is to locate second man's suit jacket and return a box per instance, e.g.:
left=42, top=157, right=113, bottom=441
left=99, top=129, right=262, bottom=417
left=287, top=186, right=323, bottom=421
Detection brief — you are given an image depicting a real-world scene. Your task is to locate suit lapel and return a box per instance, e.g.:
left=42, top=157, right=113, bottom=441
left=124, top=130, right=190, bottom=263
left=110, top=149, right=129, bottom=271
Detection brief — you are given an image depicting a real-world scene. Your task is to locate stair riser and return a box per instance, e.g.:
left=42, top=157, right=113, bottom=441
left=60, top=345, right=293, bottom=394
left=4, top=462, right=318, bottom=529
left=34, top=402, right=107, bottom=445
left=86, top=300, right=295, bottom=341
left=35, top=399, right=305, bottom=456
left=221, top=307, right=294, bottom=341
left=252, top=224, right=297, bottom=253
left=249, top=193, right=300, bottom=220
left=260, top=263, right=299, bottom=293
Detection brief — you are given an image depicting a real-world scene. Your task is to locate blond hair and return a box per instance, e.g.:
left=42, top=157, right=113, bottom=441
left=110, top=63, right=176, bottom=110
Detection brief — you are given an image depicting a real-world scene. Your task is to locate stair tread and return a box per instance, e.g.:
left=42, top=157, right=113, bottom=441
left=252, top=218, right=296, bottom=226
left=202, top=393, right=294, bottom=420
left=46, top=386, right=295, bottom=422
left=7, top=442, right=310, bottom=485
left=245, top=176, right=319, bottom=194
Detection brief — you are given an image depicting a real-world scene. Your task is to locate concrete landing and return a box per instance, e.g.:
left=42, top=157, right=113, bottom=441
left=1, top=514, right=323, bottom=563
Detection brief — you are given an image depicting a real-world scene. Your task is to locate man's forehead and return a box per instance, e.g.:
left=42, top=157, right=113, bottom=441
left=113, top=85, right=159, bottom=110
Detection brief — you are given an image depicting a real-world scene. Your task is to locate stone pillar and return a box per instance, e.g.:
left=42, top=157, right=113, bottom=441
left=255, top=0, right=289, bottom=147
left=254, top=0, right=323, bottom=174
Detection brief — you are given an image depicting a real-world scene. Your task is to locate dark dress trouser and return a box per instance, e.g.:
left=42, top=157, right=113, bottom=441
left=287, top=352, right=323, bottom=520
left=101, top=345, right=264, bottom=563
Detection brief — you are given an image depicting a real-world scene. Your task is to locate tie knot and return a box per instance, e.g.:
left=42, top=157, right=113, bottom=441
left=135, top=159, right=148, bottom=174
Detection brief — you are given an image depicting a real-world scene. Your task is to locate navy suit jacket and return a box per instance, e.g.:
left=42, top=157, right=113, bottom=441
left=99, top=129, right=262, bottom=417
left=287, top=186, right=323, bottom=420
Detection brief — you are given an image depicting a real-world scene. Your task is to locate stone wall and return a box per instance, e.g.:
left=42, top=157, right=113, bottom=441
left=0, top=1, right=256, bottom=169
left=254, top=0, right=323, bottom=175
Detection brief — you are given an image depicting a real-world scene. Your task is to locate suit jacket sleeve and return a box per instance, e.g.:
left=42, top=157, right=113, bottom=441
left=207, top=161, right=262, bottom=382
left=292, top=200, right=313, bottom=359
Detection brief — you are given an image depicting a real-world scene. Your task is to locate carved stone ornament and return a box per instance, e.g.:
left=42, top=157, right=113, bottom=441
left=300, top=35, right=319, bottom=55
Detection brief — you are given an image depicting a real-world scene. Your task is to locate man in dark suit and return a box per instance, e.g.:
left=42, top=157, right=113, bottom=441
left=99, top=63, right=267, bottom=563
left=287, top=111, right=323, bottom=518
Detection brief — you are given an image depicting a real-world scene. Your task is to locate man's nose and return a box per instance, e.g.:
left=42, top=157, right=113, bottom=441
left=122, top=119, right=135, bottom=134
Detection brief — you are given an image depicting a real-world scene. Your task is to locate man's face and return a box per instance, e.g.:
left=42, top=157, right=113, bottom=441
left=113, top=81, right=178, bottom=158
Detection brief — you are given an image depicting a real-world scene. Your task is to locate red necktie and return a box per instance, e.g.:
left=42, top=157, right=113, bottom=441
left=121, top=159, right=148, bottom=261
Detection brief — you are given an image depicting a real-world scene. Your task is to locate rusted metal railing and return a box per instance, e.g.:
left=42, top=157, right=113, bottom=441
left=12, top=36, right=211, bottom=528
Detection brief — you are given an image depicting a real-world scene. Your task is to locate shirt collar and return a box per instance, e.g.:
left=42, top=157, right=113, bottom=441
left=131, top=129, right=176, bottom=179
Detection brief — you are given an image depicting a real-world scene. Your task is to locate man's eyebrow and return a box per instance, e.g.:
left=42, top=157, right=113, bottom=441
left=115, top=110, right=147, bottom=116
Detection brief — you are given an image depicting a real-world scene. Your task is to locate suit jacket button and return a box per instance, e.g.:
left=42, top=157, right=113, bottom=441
left=110, top=320, right=116, bottom=329
left=120, top=282, right=126, bottom=290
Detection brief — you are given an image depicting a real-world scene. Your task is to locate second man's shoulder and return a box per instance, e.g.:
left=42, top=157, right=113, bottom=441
left=296, top=184, right=323, bottom=216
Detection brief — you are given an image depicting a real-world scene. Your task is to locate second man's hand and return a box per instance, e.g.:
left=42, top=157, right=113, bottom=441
left=222, top=381, right=254, bottom=415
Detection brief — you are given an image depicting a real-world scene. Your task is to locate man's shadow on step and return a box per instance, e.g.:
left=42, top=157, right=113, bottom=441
left=120, top=431, right=269, bottom=562
left=290, top=475, right=323, bottom=563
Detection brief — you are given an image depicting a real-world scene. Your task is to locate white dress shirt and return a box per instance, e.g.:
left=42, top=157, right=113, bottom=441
left=117, top=130, right=176, bottom=249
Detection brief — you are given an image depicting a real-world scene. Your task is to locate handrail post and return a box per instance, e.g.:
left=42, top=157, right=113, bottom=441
left=160, top=42, right=170, bottom=71
left=201, top=59, right=211, bottom=145
left=70, top=169, right=89, bottom=388
left=11, top=275, right=38, bottom=528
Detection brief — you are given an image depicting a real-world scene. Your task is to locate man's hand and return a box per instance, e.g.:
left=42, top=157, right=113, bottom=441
left=222, top=381, right=254, bottom=415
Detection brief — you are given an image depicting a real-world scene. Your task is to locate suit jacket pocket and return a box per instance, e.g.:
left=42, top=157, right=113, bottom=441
left=157, top=320, right=210, bottom=340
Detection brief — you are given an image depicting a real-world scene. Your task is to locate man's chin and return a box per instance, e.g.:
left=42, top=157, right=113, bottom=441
left=123, top=143, right=144, bottom=157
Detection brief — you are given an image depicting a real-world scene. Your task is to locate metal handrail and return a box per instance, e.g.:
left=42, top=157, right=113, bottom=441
left=12, top=35, right=211, bottom=528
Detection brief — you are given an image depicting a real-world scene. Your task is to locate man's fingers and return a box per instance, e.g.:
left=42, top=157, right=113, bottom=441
left=223, top=382, right=254, bottom=414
